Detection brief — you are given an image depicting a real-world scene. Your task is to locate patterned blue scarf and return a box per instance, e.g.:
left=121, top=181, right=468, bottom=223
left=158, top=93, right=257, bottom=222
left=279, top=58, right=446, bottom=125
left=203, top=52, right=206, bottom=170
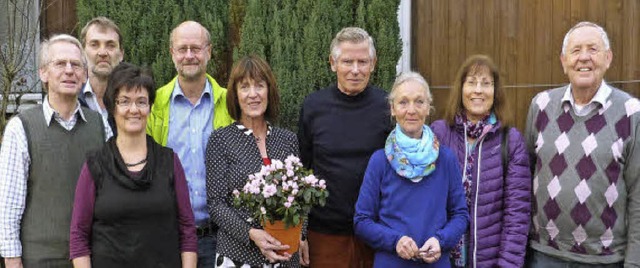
left=384, top=124, right=439, bottom=182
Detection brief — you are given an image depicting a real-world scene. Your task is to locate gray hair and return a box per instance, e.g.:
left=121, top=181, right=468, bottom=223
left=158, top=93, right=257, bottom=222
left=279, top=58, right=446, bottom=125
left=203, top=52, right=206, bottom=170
left=330, top=27, right=376, bottom=60
left=170, top=21, right=211, bottom=48
left=39, top=34, right=87, bottom=69
left=561, top=21, right=610, bottom=55
left=389, top=71, right=432, bottom=105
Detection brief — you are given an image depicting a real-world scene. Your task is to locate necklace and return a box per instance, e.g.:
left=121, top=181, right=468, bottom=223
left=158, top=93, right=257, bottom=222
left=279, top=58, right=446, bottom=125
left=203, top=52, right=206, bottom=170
left=125, top=158, right=148, bottom=167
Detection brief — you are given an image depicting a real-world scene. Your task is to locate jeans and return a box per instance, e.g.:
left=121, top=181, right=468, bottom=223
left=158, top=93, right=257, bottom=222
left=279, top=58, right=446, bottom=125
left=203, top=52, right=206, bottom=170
left=526, top=249, right=623, bottom=268
left=198, top=233, right=217, bottom=268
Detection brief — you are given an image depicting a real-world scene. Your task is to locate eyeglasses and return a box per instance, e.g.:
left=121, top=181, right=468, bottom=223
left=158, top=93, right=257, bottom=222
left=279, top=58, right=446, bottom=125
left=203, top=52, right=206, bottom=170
left=173, top=44, right=210, bottom=56
left=48, top=59, right=85, bottom=71
left=464, top=79, right=494, bottom=89
left=115, top=98, right=149, bottom=109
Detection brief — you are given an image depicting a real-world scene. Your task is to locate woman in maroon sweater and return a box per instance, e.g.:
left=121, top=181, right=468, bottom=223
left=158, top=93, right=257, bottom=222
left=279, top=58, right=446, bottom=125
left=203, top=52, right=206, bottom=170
left=69, top=62, right=197, bottom=267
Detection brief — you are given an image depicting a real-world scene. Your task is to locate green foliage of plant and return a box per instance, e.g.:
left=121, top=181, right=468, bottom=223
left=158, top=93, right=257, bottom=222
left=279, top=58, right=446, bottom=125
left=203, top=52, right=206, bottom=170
left=232, top=155, right=329, bottom=228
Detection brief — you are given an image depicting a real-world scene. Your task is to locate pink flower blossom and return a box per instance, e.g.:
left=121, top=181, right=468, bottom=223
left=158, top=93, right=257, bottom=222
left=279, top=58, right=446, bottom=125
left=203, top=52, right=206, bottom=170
left=262, top=184, right=277, bottom=198
left=304, top=175, right=318, bottom=185
left=287, top=196, right=295, bottom=203
left=233, top=189, right=240, bottom=197
left=286, top=169, right=295, bottom=177
left=284, top=201, right=292, bottom=208
left=319, top=179, right=326, bottom=189
left=260, top=207, right=266, bottom=214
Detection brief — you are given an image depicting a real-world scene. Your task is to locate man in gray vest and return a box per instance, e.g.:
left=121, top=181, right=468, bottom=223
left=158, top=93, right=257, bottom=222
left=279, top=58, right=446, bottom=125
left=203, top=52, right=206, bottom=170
left=0, top=34, right=105, bottom=267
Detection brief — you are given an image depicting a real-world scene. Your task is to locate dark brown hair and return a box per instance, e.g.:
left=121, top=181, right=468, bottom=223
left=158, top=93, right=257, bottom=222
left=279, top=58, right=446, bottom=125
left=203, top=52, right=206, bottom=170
left=104, top=62, right=156, bottom=136
left=443, top=54, right=512, bottom=127
left=80, top=16, right=122, bottom=48
left=226, top=55, right=280, bottom=122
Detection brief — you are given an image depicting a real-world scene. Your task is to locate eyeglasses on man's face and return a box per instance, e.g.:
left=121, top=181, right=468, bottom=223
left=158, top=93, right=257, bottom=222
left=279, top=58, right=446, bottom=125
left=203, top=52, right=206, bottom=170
left=172, top=44, right=210, bottom=56
left=48, top=59, right=85, bottom=72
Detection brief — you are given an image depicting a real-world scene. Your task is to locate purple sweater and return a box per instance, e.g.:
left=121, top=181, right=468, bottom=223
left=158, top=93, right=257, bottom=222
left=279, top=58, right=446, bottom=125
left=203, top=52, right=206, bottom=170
left=431, top=120, right=531, bottom=268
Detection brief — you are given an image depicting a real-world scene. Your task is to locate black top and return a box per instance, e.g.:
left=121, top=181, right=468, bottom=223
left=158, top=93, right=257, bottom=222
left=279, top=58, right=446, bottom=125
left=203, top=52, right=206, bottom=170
left=86, top=136, right=181, bottom=268
left=298, top=84, right=392, bottom=234
left=206, top=123, right=300, bottom=266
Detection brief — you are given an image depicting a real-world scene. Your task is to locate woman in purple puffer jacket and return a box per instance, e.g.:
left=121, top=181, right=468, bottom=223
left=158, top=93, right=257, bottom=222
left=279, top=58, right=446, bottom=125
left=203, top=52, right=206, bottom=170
left=431, top=55, right=531, bottom=268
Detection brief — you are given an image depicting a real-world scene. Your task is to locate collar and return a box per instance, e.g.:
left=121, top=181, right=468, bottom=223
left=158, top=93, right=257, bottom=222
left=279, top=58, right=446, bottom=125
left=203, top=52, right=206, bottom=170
left=42, top=95, right=86, bottom=126
left=82, top=81, right=95, bottom=96
left=562, top=81, right=611, bottom=107
left=171, top=79, right=212, bottom=102
left=235, top=121, right=272, bottom=137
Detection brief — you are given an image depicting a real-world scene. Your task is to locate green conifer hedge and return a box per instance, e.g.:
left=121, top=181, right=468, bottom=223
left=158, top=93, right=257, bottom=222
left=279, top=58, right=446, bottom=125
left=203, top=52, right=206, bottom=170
left=76, top=0, right=400, bottom=130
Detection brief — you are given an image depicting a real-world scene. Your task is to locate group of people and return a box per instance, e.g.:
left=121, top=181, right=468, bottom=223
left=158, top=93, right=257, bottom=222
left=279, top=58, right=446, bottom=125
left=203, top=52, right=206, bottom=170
left=0, top=15, right=638, bottom=268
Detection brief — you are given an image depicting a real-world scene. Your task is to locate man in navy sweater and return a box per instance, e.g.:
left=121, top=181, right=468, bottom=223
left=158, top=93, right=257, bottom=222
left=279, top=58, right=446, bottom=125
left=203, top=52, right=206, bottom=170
left=298, top=27, right=392, bottom=268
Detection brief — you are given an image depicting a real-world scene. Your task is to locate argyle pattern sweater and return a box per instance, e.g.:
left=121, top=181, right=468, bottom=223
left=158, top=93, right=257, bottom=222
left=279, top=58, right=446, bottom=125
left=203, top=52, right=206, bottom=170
left=525, top=86, right=640, bottom=265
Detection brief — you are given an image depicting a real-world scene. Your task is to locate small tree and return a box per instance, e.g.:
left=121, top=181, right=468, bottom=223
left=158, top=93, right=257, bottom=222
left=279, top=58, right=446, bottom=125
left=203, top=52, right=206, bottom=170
left=1, top=0, right=43, bottom=140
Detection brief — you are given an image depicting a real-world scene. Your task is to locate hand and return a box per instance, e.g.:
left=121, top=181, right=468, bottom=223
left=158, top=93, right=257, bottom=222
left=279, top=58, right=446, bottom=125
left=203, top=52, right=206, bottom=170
left=419, top=237, right=442, bottom=263
left=299, top=239, right=310, bottom=266
left=5, top=257, right=23, bottom=268
left=395, top=236, right=419, bottom=260
left=249, top=228, right=292, bottom=263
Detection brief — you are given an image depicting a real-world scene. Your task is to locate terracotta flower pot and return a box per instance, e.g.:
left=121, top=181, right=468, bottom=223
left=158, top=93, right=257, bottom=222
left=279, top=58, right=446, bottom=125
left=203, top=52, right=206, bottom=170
left=263, top=220, right=303, bottom=255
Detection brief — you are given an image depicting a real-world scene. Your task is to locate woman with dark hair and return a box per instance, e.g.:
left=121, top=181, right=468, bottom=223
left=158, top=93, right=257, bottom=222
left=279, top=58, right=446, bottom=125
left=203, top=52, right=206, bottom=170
left=206, top=55, right=303, bottom=267
left=430, top=55, right=531, bottom=268
left=69, top=62, right=197, bottom=267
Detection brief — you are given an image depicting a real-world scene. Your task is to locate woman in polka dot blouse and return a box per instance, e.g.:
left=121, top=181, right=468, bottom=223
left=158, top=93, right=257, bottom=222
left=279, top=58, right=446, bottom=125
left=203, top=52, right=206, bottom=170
left=205, top=55, right=304, bottom=268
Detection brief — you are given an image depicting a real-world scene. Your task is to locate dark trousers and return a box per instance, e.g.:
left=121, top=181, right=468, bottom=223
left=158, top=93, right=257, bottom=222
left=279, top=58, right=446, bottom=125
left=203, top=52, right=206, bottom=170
left=526, top=249, right=623, bottom=268
left=198, top=232, right=217, bottom=268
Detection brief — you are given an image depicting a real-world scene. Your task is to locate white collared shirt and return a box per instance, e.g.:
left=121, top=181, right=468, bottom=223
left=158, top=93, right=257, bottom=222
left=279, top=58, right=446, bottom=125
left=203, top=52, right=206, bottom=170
left=561, top=81, right=612, bottom=116
left=82, top=83, right=113, bottom=139
left=0, top=97, right=86, bottom=257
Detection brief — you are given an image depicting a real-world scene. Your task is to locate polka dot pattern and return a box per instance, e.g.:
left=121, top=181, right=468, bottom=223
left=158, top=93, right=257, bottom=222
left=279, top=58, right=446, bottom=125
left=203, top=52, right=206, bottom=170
left=206, top=122, right=300, bottom=267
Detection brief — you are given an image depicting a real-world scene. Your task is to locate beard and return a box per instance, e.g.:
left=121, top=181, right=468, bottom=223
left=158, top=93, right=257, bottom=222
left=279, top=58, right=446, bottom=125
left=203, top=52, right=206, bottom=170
left=177, top=62, right=205, bottom=81
left=91, top=64, right=113, bottom=79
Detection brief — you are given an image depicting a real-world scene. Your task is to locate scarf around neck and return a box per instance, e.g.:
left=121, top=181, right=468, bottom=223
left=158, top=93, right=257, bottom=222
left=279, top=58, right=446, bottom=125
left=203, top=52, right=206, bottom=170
left=454, top=112, right=496, bottom=139
left=384, top=124, right=439, bottom=182
left=99, top=135, right=156, bottom=190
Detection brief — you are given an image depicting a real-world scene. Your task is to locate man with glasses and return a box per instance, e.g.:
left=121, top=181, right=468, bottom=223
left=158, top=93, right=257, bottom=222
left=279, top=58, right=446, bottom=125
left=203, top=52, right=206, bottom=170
left=0, top=34, right=105, bottom=267
left=78, top=16, right=124, bottom=139
left=298, top=27, right=392, bottom=267
left=147, top=20, right=233, bottom=267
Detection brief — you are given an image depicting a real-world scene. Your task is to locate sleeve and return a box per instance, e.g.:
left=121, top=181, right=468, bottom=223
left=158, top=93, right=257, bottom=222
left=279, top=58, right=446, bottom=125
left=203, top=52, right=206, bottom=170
left=173, top=154, right=198, bottom=253
left=524, top=96, right=539, bottom=175
left=625, top=110, right=640, bottom=267
left=353, top=151, right=404, bottom=253
left=205, top=132, right=253, bottom=245
left=297, top=101, right=313, bottom=169
left=0, top=117, right=29, bottom=257
left=435, top=149, right=469, bottom=250
left=498, top=128, right=532, bottom=268
left=69, top=162, right=96, bottom=259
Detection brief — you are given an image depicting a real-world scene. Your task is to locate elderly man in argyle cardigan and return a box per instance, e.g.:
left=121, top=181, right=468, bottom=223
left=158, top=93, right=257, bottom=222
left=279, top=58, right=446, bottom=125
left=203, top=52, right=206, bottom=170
left=525, top=21, right=640, bottom=267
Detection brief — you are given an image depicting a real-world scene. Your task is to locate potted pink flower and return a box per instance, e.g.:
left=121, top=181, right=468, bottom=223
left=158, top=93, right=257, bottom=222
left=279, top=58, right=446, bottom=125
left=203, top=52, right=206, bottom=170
left=233, top=154, right=329, bottom=254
